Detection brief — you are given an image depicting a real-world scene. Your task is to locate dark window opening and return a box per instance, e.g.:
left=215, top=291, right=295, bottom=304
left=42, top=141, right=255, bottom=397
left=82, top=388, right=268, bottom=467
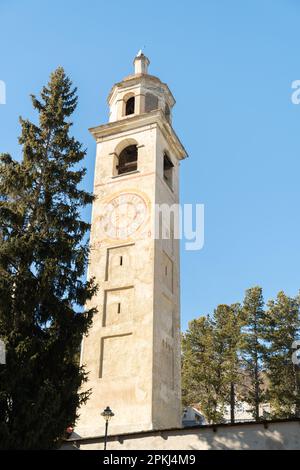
left=163, top=153, right=174, bottom=189
left=117, top=303, right=121, bottom=314
left=125, top=97, right=135, bottom=116
left=165, top=104, right=171, bottom=122
left=117, top=145, right=138, bottom=175
left=120, top=256, right=123, bottom=266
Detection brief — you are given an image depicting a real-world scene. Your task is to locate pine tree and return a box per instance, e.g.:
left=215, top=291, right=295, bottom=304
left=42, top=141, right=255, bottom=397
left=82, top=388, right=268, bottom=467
left=0, top=68, right=97, bottom=449
left=212, top=303, right=243, bottom=423
left=182, top=316, right=225, bottom=424
left=264, top=291, right=300, bottom=418
left=240, top=286, right=266, bottom=421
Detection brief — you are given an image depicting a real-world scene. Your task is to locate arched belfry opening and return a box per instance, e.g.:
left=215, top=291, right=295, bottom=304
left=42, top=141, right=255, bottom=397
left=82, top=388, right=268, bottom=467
left=125, top=96, right=135, bottom=116
left=163, top=152, right=174, bottom=189
left=117, top=144, right=138, bottom=175
left=165, top=103, right=171, bottom=122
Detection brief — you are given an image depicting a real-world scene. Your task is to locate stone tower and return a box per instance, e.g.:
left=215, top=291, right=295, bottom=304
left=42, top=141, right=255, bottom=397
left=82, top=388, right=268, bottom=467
left=77, top=52, right=187, bottom=438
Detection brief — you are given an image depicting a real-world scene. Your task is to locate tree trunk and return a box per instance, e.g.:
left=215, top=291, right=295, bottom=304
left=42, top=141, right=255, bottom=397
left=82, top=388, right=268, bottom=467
left=254, top=359, right=260, bottom=421
left=294, top=365, right=300, bottom=417
left=230, top=382, right=235, bottom=424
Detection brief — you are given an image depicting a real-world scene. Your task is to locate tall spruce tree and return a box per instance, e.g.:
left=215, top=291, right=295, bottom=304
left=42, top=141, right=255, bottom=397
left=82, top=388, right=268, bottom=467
left=182, top=316, right=225, bottom=424
left=240, top=286, right=266, bottom=421
left=0, top=68, right=97, bottom=449
left=264, top=291, right=300, bottom=418
left=212, top=303, right=243, bottom=423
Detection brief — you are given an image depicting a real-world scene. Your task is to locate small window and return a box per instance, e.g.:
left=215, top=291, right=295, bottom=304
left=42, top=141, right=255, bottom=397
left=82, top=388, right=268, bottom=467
left=117, top=303, right=121, bottom=314
left=117, top=145, right=138, bottom=175
left=120, top=256, right=123, bottom=266
left=125, top=96, right=135, bottom=116
left=165, top=104, right=171, bottom=122
left=163, top=153, right=174, bottom=189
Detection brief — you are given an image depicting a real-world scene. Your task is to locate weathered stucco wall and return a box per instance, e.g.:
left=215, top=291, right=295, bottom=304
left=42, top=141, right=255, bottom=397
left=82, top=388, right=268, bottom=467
left=65, top=420, right=300, bottom=451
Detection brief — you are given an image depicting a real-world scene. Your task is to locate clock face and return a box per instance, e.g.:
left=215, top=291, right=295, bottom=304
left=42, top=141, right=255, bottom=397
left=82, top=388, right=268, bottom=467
left=100, top=192, right=149, bottom=241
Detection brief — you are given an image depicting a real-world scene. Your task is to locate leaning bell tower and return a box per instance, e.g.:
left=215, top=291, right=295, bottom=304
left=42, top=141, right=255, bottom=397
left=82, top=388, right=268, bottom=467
left=77, top=52, right=187, bottom=438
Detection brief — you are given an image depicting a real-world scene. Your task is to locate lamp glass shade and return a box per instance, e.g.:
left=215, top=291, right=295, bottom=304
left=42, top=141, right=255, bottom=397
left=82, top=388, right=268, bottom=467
left=101, top=406, right=115, bottom=422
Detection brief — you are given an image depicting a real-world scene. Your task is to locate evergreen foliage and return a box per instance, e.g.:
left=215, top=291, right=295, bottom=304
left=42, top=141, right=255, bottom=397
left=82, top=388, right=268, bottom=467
left=240, top=287, right=266, bottom=420
left=0, top=68, right=97, bottom=449
left=264, top=291, right=300, bottom=418
left=182, top=287, right=300, bottom=424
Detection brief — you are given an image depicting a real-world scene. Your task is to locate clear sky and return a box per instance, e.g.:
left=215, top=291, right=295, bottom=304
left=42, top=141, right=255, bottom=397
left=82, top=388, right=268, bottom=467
left=1, top=0, right=300, bottom=330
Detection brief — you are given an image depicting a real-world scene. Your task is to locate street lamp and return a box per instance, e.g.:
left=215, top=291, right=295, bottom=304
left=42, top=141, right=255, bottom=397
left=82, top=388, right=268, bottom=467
left=101, top=406, right=114, bottom=450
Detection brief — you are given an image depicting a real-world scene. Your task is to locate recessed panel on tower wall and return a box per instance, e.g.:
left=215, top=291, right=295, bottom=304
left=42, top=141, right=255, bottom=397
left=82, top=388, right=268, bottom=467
left=161, top=216, right=174, bottom=256
left=103, top=286, right=134, bottom=326
left=161, top=293, right=174, bottom=337
left=99, top=333, right=134, bottom=378
left=145, top=93, right=159, bottom=112
left=160, top=339, right=175, bottom=391
left=105, top=243, right=135, bottom=282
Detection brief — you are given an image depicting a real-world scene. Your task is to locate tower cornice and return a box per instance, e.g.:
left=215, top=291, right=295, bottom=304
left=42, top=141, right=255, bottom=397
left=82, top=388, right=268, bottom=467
left=89, top=109, right=188, bottom=160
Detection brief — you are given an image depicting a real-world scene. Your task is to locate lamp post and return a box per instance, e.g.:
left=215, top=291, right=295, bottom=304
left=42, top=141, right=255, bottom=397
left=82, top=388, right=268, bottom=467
left=101, top=406, right=114, bottom=450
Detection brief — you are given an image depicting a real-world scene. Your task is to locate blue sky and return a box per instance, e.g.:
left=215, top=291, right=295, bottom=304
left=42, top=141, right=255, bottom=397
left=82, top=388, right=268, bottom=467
left=1, top=0, right=300, bottom=330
